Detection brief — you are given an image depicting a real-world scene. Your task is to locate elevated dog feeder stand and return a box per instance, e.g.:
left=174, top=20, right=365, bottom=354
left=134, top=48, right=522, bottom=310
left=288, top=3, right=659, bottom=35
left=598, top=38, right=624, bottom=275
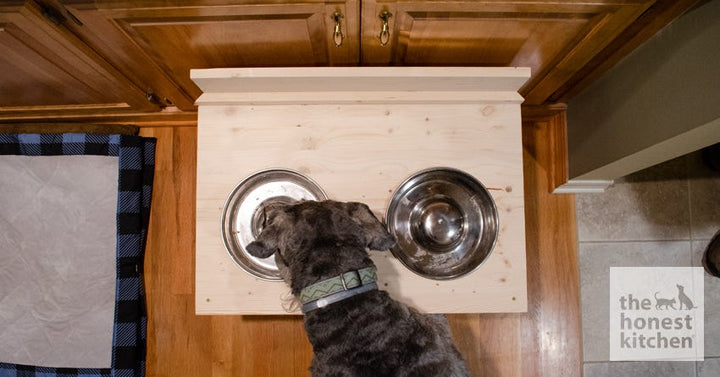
left=193, top=67, right=530, bottom=314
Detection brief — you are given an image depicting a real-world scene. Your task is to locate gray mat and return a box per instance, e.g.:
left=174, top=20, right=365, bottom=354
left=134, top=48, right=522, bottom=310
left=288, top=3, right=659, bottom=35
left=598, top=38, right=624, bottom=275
left=0, top=155, right=118, bottom=368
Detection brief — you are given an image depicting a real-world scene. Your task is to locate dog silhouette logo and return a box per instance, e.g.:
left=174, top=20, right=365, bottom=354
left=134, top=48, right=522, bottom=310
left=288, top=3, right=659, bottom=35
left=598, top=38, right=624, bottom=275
left=676, top=284, right=697, bottom=310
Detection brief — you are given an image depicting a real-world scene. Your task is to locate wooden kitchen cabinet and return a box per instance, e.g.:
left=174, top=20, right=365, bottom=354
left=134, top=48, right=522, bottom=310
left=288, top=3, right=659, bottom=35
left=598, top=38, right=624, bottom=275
left=0, top=0, right=697, bottom=122
left=68, top=0, right=672, bottom=109
left=0, top=1, right=161, bottom=120
left=360, top=0, right=656, bottom=104
left=64, top=0, right=361, bottom=110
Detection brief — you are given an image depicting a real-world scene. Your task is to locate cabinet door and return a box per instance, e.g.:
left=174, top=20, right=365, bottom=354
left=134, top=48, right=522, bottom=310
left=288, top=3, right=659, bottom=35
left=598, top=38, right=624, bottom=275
left=68, top=0, right=360, bottom=108
left=360, top=0, right=654, bottom=104
left=0, top=1, right=159, bottom=120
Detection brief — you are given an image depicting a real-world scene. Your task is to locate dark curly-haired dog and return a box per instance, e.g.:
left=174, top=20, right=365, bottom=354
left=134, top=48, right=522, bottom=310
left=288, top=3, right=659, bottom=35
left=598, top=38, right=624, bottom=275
left=247, top=200, right=471, bottom=377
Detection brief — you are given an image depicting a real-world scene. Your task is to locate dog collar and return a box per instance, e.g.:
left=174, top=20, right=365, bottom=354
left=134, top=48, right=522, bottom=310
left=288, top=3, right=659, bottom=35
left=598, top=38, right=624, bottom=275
left=299, top=267, right=378, bottom=313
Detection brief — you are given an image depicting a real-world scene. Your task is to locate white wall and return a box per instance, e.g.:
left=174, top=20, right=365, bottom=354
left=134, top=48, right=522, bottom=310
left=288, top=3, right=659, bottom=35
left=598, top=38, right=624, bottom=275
left=566, top=0, right=720, bottom=182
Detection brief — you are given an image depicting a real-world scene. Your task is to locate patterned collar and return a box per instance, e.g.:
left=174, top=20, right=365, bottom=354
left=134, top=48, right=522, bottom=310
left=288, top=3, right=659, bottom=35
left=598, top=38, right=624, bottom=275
left=299, top=267, right=378, bottom=313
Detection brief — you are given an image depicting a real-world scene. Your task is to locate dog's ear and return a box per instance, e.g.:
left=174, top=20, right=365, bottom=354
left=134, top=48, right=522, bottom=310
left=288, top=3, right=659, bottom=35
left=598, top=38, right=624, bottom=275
left=347, top=202, right=397, bottom=251
left=246, top=205, right=287, bottom=258
left=246, top=240, right=278, bottom=259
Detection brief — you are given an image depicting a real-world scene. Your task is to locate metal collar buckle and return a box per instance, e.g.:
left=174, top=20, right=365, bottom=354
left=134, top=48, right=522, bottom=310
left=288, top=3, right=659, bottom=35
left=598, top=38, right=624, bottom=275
left=341, top=270, right=360, bottom=290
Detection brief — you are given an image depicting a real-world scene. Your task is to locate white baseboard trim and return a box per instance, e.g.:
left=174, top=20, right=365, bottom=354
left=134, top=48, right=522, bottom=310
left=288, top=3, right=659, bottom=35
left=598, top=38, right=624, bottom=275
left=553, top=179, right=614, bottom=194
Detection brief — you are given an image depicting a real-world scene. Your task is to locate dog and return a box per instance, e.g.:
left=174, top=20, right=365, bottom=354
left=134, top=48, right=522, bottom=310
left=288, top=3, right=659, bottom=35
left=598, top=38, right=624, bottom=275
left=247, top=200, right=471, bottom=377
left=676, top=284, right=697, bottom=310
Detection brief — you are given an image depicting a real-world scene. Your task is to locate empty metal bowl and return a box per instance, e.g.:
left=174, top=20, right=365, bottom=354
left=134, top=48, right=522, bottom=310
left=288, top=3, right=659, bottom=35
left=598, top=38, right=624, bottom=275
left=221, top=169, right=327, bottom=280
left=386, top=168, right=499, bottom=280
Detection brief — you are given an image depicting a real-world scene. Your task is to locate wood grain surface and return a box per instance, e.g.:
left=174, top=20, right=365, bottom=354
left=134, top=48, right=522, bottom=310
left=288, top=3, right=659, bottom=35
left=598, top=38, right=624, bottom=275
left=195, top=103, right=527, bottom=314
left=139, top=115, right=580, bottom=376
left=193, top=67, right=529, bottom=314
left=1, top=1, right=696, bottom=122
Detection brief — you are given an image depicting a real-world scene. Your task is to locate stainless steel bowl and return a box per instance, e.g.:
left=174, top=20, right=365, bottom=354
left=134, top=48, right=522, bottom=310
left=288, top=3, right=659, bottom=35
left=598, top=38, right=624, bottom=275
left=386, top=168, right=499, bottom=280
left=221, top=169, right=327, bottom=280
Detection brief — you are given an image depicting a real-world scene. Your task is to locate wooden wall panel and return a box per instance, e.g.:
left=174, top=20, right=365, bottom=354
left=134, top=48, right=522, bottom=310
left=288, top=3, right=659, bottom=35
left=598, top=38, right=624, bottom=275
left=139, top=117, right=580, bottom=376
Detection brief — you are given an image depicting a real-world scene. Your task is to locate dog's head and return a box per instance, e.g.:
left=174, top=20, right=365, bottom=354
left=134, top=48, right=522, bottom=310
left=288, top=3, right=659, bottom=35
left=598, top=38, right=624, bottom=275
left=246, top=200, right=396, bottom=292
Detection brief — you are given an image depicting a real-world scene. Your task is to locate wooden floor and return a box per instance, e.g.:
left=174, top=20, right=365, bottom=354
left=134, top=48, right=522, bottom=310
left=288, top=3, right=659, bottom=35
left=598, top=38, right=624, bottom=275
left=138, top=117, right=581, bottom=376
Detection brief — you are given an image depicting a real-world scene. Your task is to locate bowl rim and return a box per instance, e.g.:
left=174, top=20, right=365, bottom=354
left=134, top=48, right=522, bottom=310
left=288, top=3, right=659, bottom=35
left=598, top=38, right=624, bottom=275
left=385, top=167, right=499, bottom=280
left=220, top=168, right=328, bottom=281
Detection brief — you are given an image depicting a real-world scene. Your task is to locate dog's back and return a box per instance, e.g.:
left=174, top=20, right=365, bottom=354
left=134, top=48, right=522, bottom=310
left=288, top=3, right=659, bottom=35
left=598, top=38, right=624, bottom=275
left=304, top=289, right=470, bottom=377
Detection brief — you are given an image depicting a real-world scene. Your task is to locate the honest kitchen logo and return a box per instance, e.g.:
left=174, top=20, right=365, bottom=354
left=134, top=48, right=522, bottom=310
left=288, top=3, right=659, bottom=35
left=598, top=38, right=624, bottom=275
left=609, top=267, right=704, bottom=361
left=617, top=290, right=695, bottom=349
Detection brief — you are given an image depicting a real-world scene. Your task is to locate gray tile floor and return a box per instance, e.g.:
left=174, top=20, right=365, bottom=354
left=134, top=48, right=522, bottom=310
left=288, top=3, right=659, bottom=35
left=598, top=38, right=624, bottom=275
left=576, top=150, right=720, bottom=377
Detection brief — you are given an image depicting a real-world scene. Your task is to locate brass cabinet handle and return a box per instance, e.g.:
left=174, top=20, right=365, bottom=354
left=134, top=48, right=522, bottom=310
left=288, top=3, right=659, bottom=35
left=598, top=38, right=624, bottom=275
left=332, top=12, right=344, bottom=47
left=379, top=11, right=392, bottom=46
